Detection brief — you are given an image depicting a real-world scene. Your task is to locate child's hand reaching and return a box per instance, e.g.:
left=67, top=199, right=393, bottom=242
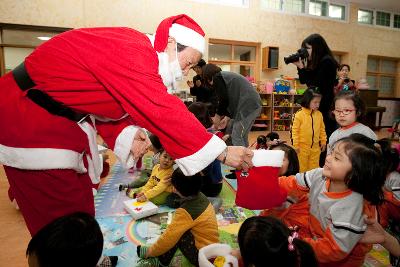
left=321, top=144, right=326, bottom=152
left=360, top=217, right=386, bottom=244
left=136, top=192, right=147, bottom=202
left=187, top=80, right=194, bottom=88
left=162, top=175, right=172, bottom=184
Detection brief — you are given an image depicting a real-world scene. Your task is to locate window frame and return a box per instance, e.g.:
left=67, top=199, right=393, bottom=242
left=260, top=0, right=348, bottom=22
left=208, top=38, right=261, bottom=81
left=0, top=23, right=71, bottom=76
left=366, top=56, right=398, bottom=98
left=187, top=0, right=249, bottom=8
left=357, top=8, right=400, bottom=30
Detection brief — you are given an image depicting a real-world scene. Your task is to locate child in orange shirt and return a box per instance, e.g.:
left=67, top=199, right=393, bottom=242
left=266, top=133, right=386, bottom=267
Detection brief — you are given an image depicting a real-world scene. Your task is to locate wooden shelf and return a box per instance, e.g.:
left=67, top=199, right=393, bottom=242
left=252, top=91, right=301, bottom=132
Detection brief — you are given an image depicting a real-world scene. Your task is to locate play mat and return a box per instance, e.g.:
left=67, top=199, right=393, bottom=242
left=95, top=163, right=391, bottom=266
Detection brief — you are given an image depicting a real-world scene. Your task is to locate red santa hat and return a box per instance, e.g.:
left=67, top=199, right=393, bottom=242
left=154, top=14, right=205, bottom=54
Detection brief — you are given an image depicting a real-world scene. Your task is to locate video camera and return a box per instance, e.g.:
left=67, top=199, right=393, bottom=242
left=284, top=47, right=309, bottom=64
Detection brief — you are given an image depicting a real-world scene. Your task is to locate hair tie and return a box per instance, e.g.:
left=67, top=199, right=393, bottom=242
left=288, top=231, right=299, bottom=251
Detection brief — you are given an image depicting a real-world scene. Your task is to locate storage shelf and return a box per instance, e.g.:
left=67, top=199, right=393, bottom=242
left=252, top=92, right=303, bottom=132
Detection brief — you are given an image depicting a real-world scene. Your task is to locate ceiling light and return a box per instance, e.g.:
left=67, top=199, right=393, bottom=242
left=37, top=36, right=51, bottom=41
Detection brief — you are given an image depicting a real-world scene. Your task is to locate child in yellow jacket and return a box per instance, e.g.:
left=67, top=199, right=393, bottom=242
left=126, top=149, right=174, bottom=205
left=291, top=88, right=327, bottom=172
left=136, top=168, right=219, bottom=266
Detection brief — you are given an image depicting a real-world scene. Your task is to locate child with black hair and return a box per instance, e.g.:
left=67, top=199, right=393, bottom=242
left=125, top=149, right=174, bottom=205
left=235, top=216, right=318, bottom=267
left=376, top=138, right=400, bottom=228
left=26, top=212, right=109, bottom=267
left=270, top=133, right=386, bottom=266
left=250, top=132, right=281, bottom=150
left=328, top=90, right=376, bottom=154
left=291, top=88, right=327, bottom=172
left=137, top=169, right=219, bottom=267
left=269, top=143, right=300, bottom=177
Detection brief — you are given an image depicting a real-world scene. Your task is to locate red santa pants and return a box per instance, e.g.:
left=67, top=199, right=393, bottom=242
left=4, top=166, right=94, bottom=236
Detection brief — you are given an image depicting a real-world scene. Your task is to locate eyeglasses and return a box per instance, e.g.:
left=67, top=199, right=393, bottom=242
left=332, top=109, right=355, bottom=115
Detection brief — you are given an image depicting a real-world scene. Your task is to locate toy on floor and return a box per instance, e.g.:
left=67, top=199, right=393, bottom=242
left=124, top=199, right=158, bottom=220
left=198, top=243, right=238, bottom=267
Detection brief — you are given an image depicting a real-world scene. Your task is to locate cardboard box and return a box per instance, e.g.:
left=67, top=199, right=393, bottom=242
left=123, top=199, right=159, bottom=220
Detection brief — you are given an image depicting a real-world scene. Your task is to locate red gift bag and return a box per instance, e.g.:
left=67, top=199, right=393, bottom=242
left=235, top=150, right=287, bottom=210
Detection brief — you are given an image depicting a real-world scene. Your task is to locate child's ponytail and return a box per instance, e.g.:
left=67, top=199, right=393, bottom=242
left=292, top=238, right=318, bottom=267
left=238, top=216, right=318, bottom=267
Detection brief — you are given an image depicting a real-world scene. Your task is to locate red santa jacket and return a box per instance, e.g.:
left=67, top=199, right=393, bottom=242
left=0, top=27, right=225, bottom=179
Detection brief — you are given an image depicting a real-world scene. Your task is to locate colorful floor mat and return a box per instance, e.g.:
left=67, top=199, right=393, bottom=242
left=96, top=163, right=391, bottom=266
left=95, top=163, right=254, bottom=266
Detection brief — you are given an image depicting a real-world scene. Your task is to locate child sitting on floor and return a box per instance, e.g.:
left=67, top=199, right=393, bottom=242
left=263, top=133, right=386, bottom=267
left=232, top=216, right=318, bottom=267
left=137, top=169, right=219, bottom=266
left=125, top=149, right=174, bottom=205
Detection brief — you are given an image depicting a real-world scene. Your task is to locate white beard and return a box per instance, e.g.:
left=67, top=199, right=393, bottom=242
left=157, top=52, right=183, bottom=94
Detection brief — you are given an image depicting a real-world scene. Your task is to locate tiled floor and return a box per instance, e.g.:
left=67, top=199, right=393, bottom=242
left=0, top=129, right=392, bottom=266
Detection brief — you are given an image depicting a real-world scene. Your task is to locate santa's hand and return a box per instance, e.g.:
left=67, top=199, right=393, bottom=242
left=219, top=146, right=253, bottom=171
left=130, top=130, right=151, bottom=161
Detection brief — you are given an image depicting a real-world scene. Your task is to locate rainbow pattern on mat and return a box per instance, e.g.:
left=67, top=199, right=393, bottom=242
left=125, top=219, right=143, bottom=245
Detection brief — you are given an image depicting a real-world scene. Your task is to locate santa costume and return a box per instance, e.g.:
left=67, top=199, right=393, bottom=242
left=0, top=14, right=226, bottom=235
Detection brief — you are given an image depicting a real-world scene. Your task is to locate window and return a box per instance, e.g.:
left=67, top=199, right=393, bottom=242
left=261, top=0, right=281, bottom=10
left=261, top=0, right=346, bottom=20
left=208, top=39, right=261, bottom=81
left=358, top=9, right=373, bottom=25
left=190, top=0, right=249, bottom=7
left=0, top=25, right=70, bottom=76
left=283, top=0, right=305, bottom=13
left=358, top=9, right=400, bottom=30
left=332, top=52, right=344, bottom=64
left=376, top=11, right=391, bottom=27
left=309, top=0, right=328, bottom=17
left=394, top=14, right=400, bottom=28
left=367, top=56, right=398, bottom=97
left=329, top=4, right=345, bottom=20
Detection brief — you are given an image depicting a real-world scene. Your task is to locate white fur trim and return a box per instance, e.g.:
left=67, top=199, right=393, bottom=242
left=114, top=126, right=139, bottom=169
left=78, top=120, right=102, bottom=184
left=252, top=149, right=284, bottom=167
left=169, top=23, right=205, bottom=54
left=0, top=144, right=86, bottom=172
left=175, top=135, right=226, bottom=176
left=97, top=145, right=108, bottom=153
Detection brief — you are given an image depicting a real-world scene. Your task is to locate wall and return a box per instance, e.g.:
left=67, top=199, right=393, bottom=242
left=1, top=0, right=400, bottom=95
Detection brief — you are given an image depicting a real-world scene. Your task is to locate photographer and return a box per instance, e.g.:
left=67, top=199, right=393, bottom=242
left=334, top=64, right=356, bottom=95
left=287, top=34, right=337, bottom=166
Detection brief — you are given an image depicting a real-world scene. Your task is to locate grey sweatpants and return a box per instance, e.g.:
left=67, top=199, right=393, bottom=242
left=227, top=107, right=261, bottom=147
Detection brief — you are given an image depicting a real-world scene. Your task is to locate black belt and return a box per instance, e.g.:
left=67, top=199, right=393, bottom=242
left=12, top=62, right=87, bottom=122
